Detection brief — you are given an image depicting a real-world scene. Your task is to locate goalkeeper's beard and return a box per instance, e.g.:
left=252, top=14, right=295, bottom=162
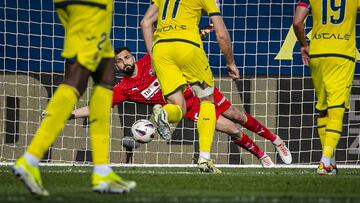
left=121, top=64, right=135, bottom=76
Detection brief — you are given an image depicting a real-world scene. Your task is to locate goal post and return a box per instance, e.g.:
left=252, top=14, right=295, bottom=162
left=1, top=0, right=360, bottom=166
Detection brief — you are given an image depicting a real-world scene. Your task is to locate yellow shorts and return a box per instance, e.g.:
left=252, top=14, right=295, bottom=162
left=152, top=41, right=214, bottom=97
left=309, top=57, right=355, bottom=111
left=55, top=1, right=114, bottom=72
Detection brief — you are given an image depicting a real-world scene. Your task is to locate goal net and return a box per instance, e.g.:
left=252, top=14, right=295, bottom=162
left=1, top=0, right=360, bottom=166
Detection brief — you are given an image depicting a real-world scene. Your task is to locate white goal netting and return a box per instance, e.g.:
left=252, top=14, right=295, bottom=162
left=1, top=0, right=360, bottom=166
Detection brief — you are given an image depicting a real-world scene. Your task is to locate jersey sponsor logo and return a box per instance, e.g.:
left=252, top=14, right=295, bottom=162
left=141, top=79, right=161, bottom=100
left=216, top=97, right=227, bottom=107
left=312, top=33, right=350, bottom=41
left=275, top=26, right=360, bottom=60
left=156, top=24, right=187, bottom=33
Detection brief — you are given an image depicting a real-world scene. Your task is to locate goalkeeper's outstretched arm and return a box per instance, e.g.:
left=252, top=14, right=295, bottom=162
left=71, top=106, right=90, bottom=119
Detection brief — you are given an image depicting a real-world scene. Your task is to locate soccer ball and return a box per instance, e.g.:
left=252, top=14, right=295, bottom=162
left=131, top=119, right=156, bottom=143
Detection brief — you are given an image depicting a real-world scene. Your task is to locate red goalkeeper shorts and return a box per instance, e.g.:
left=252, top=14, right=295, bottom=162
left=185, top=87, right=231, bottom=122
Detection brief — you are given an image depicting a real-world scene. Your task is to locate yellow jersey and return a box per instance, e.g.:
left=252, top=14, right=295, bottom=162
left=54, top=0, right=113, bottom=12
left=152, top=0, right=220, bottom=47
left=299, top=0, right=360, bottom=60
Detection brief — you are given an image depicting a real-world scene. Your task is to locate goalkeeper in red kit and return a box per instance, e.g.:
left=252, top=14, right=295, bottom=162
left=73, top=46, right=292, bottom=170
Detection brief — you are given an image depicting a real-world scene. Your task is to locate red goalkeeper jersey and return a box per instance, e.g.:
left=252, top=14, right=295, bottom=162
left=112, top=54, right=194, bottom=107
left=112, top=54, right=231, bottom=121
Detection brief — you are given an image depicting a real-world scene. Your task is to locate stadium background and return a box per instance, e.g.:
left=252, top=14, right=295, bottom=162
left=1, top=0, right=360, bottom=165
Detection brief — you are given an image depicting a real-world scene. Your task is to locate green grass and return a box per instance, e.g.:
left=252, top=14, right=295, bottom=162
left=1, top=166, right=360, bottom=203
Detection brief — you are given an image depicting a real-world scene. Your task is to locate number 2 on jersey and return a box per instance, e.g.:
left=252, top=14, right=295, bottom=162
left=161, top=0, right=180, bottom=20
left=322, top=0, right=346, bottom=25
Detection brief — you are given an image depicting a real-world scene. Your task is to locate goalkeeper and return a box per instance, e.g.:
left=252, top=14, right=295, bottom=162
left=72, top=45, right=292, bottom=171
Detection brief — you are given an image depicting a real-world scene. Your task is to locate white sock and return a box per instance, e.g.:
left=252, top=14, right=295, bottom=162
left=199, top=152, right=210, bottom=160
left=93, top=165, right=112, bottom=176
left=24, top=152, right=39, bottom=166
left=320, top=157, right=331, bottom=167
left=330, top=156, right=336, bottom=166
left=272, top=136, right=282, bottom=145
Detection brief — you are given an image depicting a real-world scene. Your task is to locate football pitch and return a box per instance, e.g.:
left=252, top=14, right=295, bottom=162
left=1, top=166, right=360, bottom=203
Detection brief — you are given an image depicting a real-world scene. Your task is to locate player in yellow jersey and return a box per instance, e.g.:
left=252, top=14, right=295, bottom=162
left=12, top=0, right=135, bottom=196
left=293, top=0, right=360, bottom=175
left=141, top=0, right=239, bottom=173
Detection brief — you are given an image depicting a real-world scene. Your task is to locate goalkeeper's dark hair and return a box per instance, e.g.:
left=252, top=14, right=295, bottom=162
left=115, top=46, right=132, bottom=55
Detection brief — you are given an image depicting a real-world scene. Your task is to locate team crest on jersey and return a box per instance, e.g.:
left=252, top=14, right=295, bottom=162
left=149, top=68, right=155, bottom=77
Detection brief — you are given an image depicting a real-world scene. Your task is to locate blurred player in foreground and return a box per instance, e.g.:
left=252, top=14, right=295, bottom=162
left=12, top=0, right=135, bottom=196
left=73, top=46, right=292, bottom=171
left=293, top=0, right=360, bottom=175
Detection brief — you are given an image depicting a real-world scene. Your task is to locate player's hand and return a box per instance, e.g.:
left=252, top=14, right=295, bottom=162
left=226, top=63, right=240, bottom=80
left=199, top=24, right=214, bottom=40
left=301, top=45, right=309, bottom=66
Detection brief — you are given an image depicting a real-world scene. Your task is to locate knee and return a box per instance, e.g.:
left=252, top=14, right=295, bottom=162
left=192, top=83, right=214, bottom=101
left=226, top=106, right=247, bottom=124
left=217, top=122, right=240, bottom=136
left=228, top=128, right=242, bottom=140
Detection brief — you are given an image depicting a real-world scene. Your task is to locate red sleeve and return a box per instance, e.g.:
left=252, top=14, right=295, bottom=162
left=112, top=83, right=128, bottom=106
left=298, top=0, right=310, bottom=9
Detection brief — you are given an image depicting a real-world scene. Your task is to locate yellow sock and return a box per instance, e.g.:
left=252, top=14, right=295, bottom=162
left=317, top=117, right=328, bottom=149
left=197, top=101, right=216, bottom=153
left=27, top=84, right=79, bottom=159
left=323, top=108, right=344, bottom=158
left=163, top=104, right=183, bottom=123
left=89, top=85, right=113, bottom=165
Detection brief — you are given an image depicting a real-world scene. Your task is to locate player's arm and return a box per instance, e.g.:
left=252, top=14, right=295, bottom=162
left=70, top=84, right=128, bottom=119
left=141, top=3, right=158, bottom=56
left=71, top=106, right=90, bottom=119
left=42, top=107, right=88, bottom=120
left=293, top=1, right=310, bottom=66
left=210, top=15, right=239, bottom=79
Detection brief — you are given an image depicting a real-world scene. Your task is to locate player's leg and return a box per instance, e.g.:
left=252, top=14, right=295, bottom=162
left=178, top=44, right=219, bottom=173
left=89, top=58, right=114, bottom=174
left=13, top=57, right=91, bottom=197
left=164, top=90, right=186, bottom=123
left=26, top=61, right=90, bottom=158
left=152, top=43, right=188, bottom=140
left=12, top=5, right=96, bottom=196
left=155, top=88, right=187, bottom=140
left=310, top=57, right=334, bottom=175
left=219, top=95, right=292, bottom=164
left=315, top=57, right=355, bottom=175
left=89, top=58, right=136, bottom=193
left=193, top=91, right=219, bottom=173
left=215, top=115, right=274, bottom=168
left=317, top=110, right=339, bottom=174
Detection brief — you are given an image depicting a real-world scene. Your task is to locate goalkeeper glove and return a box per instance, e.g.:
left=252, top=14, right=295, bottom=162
left=199, top=24, right=214, bottom=40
